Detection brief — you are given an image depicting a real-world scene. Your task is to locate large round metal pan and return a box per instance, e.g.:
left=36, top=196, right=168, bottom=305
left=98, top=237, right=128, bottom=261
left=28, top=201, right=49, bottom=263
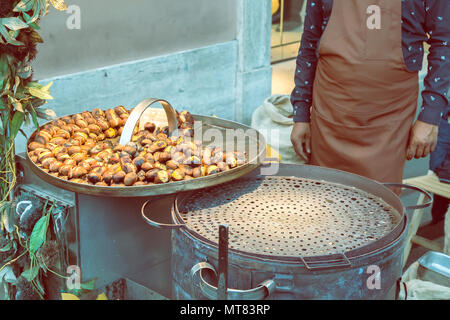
left=164, top=164, right=432, bottom=263
left=26, top=114, right=266, bottom=197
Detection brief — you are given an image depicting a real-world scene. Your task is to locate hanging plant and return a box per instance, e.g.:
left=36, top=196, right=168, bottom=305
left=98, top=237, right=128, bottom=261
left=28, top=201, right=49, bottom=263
left=0, top=0, right=68, bottom=300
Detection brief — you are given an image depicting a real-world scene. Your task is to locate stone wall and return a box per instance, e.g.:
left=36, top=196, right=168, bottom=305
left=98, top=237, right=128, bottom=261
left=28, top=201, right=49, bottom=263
left=16, top=0, right=273, bottom=153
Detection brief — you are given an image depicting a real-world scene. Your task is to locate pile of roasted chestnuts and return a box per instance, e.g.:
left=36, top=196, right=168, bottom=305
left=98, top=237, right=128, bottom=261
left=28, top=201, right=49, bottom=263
left=27, top=106, right=246, bottom=187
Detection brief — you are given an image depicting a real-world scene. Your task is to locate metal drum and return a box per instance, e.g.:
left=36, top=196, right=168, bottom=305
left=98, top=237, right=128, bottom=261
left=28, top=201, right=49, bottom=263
left=142, top=164, right=433, bottom=300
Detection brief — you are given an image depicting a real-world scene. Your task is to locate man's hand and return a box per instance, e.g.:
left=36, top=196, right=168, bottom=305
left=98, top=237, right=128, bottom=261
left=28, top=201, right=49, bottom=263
left=406, top=120, right=439, bottom=160
left=291, top=122, right=311, bottom=162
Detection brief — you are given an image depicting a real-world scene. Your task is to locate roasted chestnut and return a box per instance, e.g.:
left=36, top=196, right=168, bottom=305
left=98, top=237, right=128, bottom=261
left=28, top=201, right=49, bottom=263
left=72, top=152, right=87, bottom=163
left=75, top=119, right=88, bottom=128
left=140, top=161, right=153, bottom=172
left=102, top=172, right=114, bottom=185
left=113, top=144, right=125, bottom=153
left=87, top=172, right=103, bottom=184
left=96, top=133, right=105, bottom=141
left=171, top=169, right=185, bottom=181
left=123, top=145, right=137, bottom=157
left=158, top=152, right=171, bottom=163
left=106, top=109, right=121, bottom=127
left=122, top=163, right=137, bottom=174
left=79, top=161, right=91, bottom=172
left=49, top=161, right=63, bottom=173
left=113, top=171, right=126, bottom=183
left=55, top=129, right=71, bottom=139
left=124, top=172, right=137, bottom=186
left=132, top=157, right=145, bottom=169
left=206, top=165, right=219, bottom=175
left=88, top=124, right=102, bottom=135
left=144, top=122, right=156, bottom=132
left=97, top=119, right=110, bottom=131
left=69, top=166, right=88, bottom=179
left=145, top=169, right=159, bottom=182
left=68, top=146, right=82, bottom=155
left=104, top=128, right=116, bottom=139
left=225, top=153, right=237, bottom=168
left=42, top=157, right=57, bottom=169
left=153, top=162, right=167, bottom=171
left=166, top=160, right=179, bottom=170
left=107, top=163, right=122, bottom=174
left=217, top=162, right=230, bottom=172
left=192, top=167, right=201, bottom=178
left=64, top=159, right=77, bottom=166
left=154, top=170, right=169, bottom=184
left=28, top=142, right=45, bottom=151
left=136, top=170, right=146, bottom=182
left=114, top=106, right=128, bottom=116
left=108, top=153, right=121, bottom=164
left=55, top=153, right=70, bottom=162
left=37, top=151, right=53, bottom=163
left=202, top=148, right=212, bottom=165
left=92, top=108, right=105, bottom=119
left=155, top=140, right=167, bottom=150
left=180, top=165, right=194, bottom=176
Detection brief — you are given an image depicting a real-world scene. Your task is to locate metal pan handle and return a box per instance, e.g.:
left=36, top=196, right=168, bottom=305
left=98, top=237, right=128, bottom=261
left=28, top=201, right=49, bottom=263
left=119, top=98, right=179, bottom=145
left=141, top=200, right=185, bottom=229
left=383, top=183, right=433, bottom=210
left=190, top=261, right=276, bottom=300
left=300, top=253, right=352, bottom=271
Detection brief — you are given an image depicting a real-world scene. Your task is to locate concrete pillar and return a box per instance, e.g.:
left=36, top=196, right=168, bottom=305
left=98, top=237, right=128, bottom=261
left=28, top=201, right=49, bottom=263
left=235, top=0, right=273, bottom=125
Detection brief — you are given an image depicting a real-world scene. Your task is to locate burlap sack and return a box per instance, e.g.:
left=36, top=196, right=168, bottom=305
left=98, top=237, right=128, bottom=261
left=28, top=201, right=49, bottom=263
left=398, top=260, right=450, bottom=300
left=251, top=95, right=305, bottom=165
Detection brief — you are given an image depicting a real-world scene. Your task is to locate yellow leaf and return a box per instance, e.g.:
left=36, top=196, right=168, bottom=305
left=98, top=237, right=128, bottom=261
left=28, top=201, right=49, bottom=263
left=42, top=81, right=53, bottom=92
left=96, top=293, right=108, bottom=300
left=28, top=87, right=54, bottom=100
left=61, top=293, right=80, bottom=300
left=13, top=101, right=24, bottom=112
left=49, top=0, right=68, bottom=11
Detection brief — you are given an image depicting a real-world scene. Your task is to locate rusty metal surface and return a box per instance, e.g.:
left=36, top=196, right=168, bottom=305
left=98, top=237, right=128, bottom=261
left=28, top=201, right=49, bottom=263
left=171, top=216, right=407, bottom=300
left=25, top=114, right=266, bottom=197
left=169, top=164, right=410, bottom=299
left=174, top=176, right=402, bottom=258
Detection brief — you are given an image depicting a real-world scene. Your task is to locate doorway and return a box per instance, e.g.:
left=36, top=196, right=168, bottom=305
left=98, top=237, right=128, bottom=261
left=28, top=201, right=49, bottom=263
left=271, top=0, right=306, bottom=63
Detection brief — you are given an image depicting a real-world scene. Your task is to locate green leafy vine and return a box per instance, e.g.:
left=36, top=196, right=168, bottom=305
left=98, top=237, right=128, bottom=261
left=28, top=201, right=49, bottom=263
left=0, top=0, right=67, bottom=300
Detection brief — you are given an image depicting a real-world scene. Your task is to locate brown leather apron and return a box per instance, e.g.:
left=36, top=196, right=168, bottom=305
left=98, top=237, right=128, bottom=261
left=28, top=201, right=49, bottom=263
left=310, top=0, right=418, bottom=187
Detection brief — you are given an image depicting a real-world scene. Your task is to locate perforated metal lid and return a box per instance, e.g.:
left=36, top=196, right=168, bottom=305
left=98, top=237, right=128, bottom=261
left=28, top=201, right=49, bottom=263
left=175, top=176, right=401, bottom=258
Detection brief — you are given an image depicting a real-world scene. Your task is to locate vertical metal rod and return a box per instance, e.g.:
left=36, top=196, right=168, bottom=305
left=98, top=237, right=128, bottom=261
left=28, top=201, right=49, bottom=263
left=217, top=224, right=229, bottom=300
left=280, top=0, right=285, bottom=44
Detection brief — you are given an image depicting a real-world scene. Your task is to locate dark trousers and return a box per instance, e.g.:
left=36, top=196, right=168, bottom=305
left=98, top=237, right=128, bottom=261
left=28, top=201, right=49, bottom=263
left=431, top=194, right=449, bottom=224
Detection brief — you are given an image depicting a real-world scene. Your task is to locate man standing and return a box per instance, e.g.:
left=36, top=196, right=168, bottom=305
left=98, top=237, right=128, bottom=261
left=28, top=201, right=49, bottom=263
left=290, top=0, right=449, bottom=186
